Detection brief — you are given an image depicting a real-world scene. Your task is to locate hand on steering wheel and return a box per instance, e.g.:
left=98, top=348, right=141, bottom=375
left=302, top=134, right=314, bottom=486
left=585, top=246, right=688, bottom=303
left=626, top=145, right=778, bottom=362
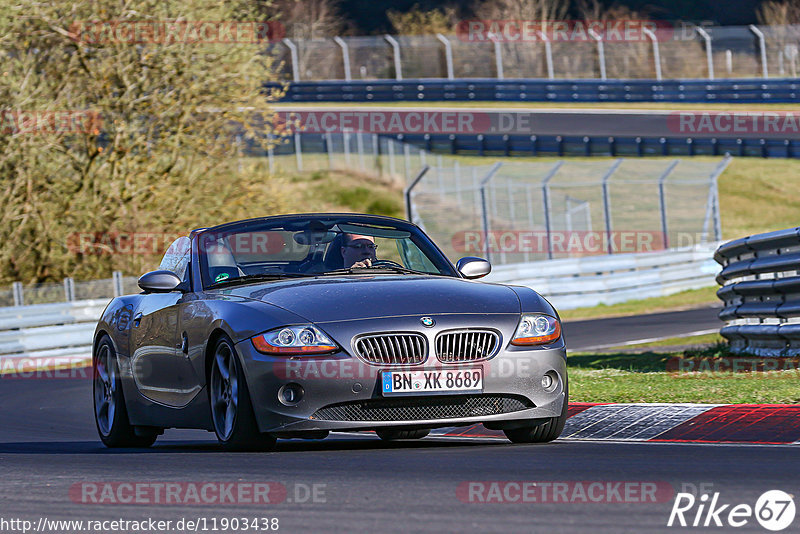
left=369, top=259, right=404, bottom=268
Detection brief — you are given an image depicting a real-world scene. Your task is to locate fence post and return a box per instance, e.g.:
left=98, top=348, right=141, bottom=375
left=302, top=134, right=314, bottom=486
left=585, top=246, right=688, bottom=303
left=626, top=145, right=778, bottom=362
left=539, top=32, right=555, bottom=79
left=589, top=29, right=606, bottom=80
left=403, top=141, right=411, bottom=181
left=471, top=167, right=480, bottom=222
left=642, top=27, right=662, bottom=81
left=601, top=159, right=624, bottom=254
left=356, top=132, right=365, bottom=170
left=489, top=34, right=504, bottom=79
left=436, top=33, right=455, bottom=80
left=294, top=133, right=303, bottom=171
left=702, top=155, right=732, bottom=242
left=372, top=134, right=380, bottom=175
left=267, top=134, right=275, bottom=174
left=12, top=282, right=23, bottom=307
left=64, top=277, right=75, bottom=302
left=657, top=160, right=680, bottom=249
left=749, top=25, right=769, bottom=79
left=344, top=131, right=352, bottom=166
left=541, top=161, right=564, bottom=260
left=479, top=163, right=503, bottom=263
left=525, top=186, right=534, bottom=262
left=325, top=132, right=334, bottom=169
left=404, top=165, right=430, bottom=223
left=282, top=38, right=300, bottom=82
left=112, top=271, right=124, bottom=297
left=384, top=34, right=403, bottom=80
left=388, top=138, right=397, bottom=178
left=695, top=27, right=715, bottom=80
left=333, top=36, right=352, bottom=81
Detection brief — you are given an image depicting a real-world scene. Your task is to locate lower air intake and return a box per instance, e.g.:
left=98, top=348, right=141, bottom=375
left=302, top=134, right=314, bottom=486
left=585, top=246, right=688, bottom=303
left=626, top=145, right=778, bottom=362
left=311, top=394, right=532, bottom=422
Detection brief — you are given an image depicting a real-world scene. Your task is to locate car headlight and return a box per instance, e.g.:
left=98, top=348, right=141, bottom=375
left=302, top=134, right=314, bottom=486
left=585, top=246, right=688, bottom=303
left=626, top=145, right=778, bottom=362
left=511, top=314, right=561, bottom=346
left=252, top=325, right=338, bottom=355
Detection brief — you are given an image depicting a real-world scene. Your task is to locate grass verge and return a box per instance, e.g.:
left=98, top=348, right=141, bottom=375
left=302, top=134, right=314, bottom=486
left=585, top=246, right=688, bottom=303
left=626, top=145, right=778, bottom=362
left=568, top=343, right=800, bottom=404
left=559, top=286, right=720, bottom=321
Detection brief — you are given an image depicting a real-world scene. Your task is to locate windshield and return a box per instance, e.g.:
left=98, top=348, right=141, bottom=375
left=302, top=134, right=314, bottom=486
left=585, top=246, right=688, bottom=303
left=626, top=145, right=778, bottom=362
left=197, top=216, right=458, bottom=288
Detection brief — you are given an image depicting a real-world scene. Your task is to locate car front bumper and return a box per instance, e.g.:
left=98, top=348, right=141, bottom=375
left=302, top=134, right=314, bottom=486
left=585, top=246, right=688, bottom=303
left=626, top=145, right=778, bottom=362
left=236, top=335, right=567, bottom=434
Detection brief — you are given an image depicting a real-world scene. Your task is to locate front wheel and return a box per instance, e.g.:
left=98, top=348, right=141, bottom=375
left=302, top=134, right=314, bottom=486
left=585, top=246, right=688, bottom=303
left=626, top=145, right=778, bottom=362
left=93, top=336, right=158, bottom=448
left=503, top=385, right=569, bottom=444
left=210, top=335, right=276, bottom=451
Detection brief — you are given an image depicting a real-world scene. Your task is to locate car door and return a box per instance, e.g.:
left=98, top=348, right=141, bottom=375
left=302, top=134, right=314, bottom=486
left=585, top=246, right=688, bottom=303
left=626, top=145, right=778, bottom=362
left=130, top=237, right=202, bottom=407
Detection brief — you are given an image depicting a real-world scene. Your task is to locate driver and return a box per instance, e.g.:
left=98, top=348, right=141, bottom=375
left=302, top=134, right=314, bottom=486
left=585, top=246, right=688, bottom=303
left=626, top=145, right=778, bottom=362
left=341, top=233, right=378, bottom=268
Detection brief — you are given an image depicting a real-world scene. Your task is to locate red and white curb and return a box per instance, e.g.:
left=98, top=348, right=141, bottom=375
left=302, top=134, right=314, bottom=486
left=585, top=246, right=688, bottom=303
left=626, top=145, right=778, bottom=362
left=433, top=403, right=800, bottom=445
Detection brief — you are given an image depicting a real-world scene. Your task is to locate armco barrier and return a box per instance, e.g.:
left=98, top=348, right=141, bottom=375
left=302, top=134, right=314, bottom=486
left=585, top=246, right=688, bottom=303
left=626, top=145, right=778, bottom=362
left=276, top=132, right=799, bottom=161
left=715, top=227, right=800, bottom=355
left=0, top=300, right=108, bottom=368
left=485, top=243, right=720, bottom=310
left=270, top=78, right=800, bottom=104
left=0, top=246, right=720, bottom=364
left=394, top=132, right=800, bottom=159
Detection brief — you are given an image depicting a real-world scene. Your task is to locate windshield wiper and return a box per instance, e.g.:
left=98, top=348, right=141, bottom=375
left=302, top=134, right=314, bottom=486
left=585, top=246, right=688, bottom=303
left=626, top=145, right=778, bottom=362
left=208, top=272, right=309, bottom=288
left=318, top=266, right=440, bottom=276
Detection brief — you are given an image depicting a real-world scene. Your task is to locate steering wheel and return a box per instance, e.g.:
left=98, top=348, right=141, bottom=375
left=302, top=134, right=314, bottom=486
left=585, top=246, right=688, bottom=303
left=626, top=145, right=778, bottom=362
left=369, top=259, right=404, bottom=269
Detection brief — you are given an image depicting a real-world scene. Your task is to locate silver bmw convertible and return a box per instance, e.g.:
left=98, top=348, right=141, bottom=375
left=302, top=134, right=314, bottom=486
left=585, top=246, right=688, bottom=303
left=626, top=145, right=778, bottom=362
left=93, top=213, right=568, bottom=450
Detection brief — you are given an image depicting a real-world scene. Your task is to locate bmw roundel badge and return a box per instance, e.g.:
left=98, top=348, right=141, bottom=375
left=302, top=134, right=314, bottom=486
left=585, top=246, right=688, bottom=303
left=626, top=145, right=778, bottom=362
left=420, top=316, right=435, bottom=327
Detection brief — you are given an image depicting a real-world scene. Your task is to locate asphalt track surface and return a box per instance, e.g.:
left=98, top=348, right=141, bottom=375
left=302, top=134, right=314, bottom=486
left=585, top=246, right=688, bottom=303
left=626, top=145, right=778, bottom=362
left=273, top=105, right=800, bottom=140
left=2, top=306, right=795, bottom=534
left=562, top=305, right=722, bottom=351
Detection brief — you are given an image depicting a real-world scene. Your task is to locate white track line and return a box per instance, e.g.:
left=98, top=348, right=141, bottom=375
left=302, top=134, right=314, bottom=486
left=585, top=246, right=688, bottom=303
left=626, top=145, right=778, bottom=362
left=573, top=328, right=720, bottom=352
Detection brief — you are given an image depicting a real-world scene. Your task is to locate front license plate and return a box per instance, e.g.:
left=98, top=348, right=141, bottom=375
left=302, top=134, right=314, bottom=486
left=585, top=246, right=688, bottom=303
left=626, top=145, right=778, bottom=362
left=381, top=368, right=483, bottom=396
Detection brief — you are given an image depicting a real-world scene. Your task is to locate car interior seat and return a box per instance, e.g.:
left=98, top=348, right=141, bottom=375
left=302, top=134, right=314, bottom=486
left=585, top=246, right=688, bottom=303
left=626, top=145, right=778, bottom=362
left=322, top=234, right=345, bottom=270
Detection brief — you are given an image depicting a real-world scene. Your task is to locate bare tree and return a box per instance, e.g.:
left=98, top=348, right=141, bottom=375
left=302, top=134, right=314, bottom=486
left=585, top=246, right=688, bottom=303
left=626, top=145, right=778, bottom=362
left=0, top=0, right=285, bottom=284
left=387, top=4, right=460, bottom=35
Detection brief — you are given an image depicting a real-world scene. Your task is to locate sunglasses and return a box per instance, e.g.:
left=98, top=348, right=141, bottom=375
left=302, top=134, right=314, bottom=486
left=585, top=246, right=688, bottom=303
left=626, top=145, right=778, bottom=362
left=343, top=243, right=378, bottom=251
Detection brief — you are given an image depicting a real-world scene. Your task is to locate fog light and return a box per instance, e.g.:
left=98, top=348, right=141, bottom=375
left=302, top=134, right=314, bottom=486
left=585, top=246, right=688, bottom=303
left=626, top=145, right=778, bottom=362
left=541, top=371, right=558, bottom=392
left=278, top=383, right=304, bottom=406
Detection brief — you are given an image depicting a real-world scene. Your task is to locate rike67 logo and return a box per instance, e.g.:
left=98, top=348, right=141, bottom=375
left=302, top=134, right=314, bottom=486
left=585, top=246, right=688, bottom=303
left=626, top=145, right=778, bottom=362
left=668, top=490, right=795, bottom=531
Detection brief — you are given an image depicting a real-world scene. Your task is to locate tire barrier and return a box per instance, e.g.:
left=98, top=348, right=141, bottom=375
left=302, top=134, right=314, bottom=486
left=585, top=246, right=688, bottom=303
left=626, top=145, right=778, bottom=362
left=715, top=227, right=800, bottom=355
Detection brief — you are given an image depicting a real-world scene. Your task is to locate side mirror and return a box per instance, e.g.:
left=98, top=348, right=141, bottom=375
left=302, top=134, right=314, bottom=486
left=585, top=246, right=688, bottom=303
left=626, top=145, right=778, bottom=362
left=138, top=270, right=183, bottom=293
left=456, top=257, right=491, bottom=279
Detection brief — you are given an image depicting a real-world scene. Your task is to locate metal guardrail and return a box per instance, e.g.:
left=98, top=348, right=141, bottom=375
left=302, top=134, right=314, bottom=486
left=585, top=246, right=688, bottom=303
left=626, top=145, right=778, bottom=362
left=487, top=243, right=720, bottom=310
left=0, top=299, right=109, bottom=367
left=270, top=78, right=800, bottom=104
left=0, top=245, right=718, bottom=365
left=394, top=133, right=799, bottom=159
left=715, top=227, right=800, bottom=356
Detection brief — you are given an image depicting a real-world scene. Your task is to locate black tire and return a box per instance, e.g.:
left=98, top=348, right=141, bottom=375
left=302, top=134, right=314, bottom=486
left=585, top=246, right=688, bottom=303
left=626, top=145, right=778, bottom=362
left=209, top=335, right=276, bottom=452
left=376, top=428, right=431, bottom=441
left=93, top=335, right=158, bottom=448
left=504, top=384, right=569, bottom=444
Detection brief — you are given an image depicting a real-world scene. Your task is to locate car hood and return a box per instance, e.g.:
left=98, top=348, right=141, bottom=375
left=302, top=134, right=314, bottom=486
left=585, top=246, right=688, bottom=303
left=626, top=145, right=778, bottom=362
left=217, top=275, right=521, bottom=322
